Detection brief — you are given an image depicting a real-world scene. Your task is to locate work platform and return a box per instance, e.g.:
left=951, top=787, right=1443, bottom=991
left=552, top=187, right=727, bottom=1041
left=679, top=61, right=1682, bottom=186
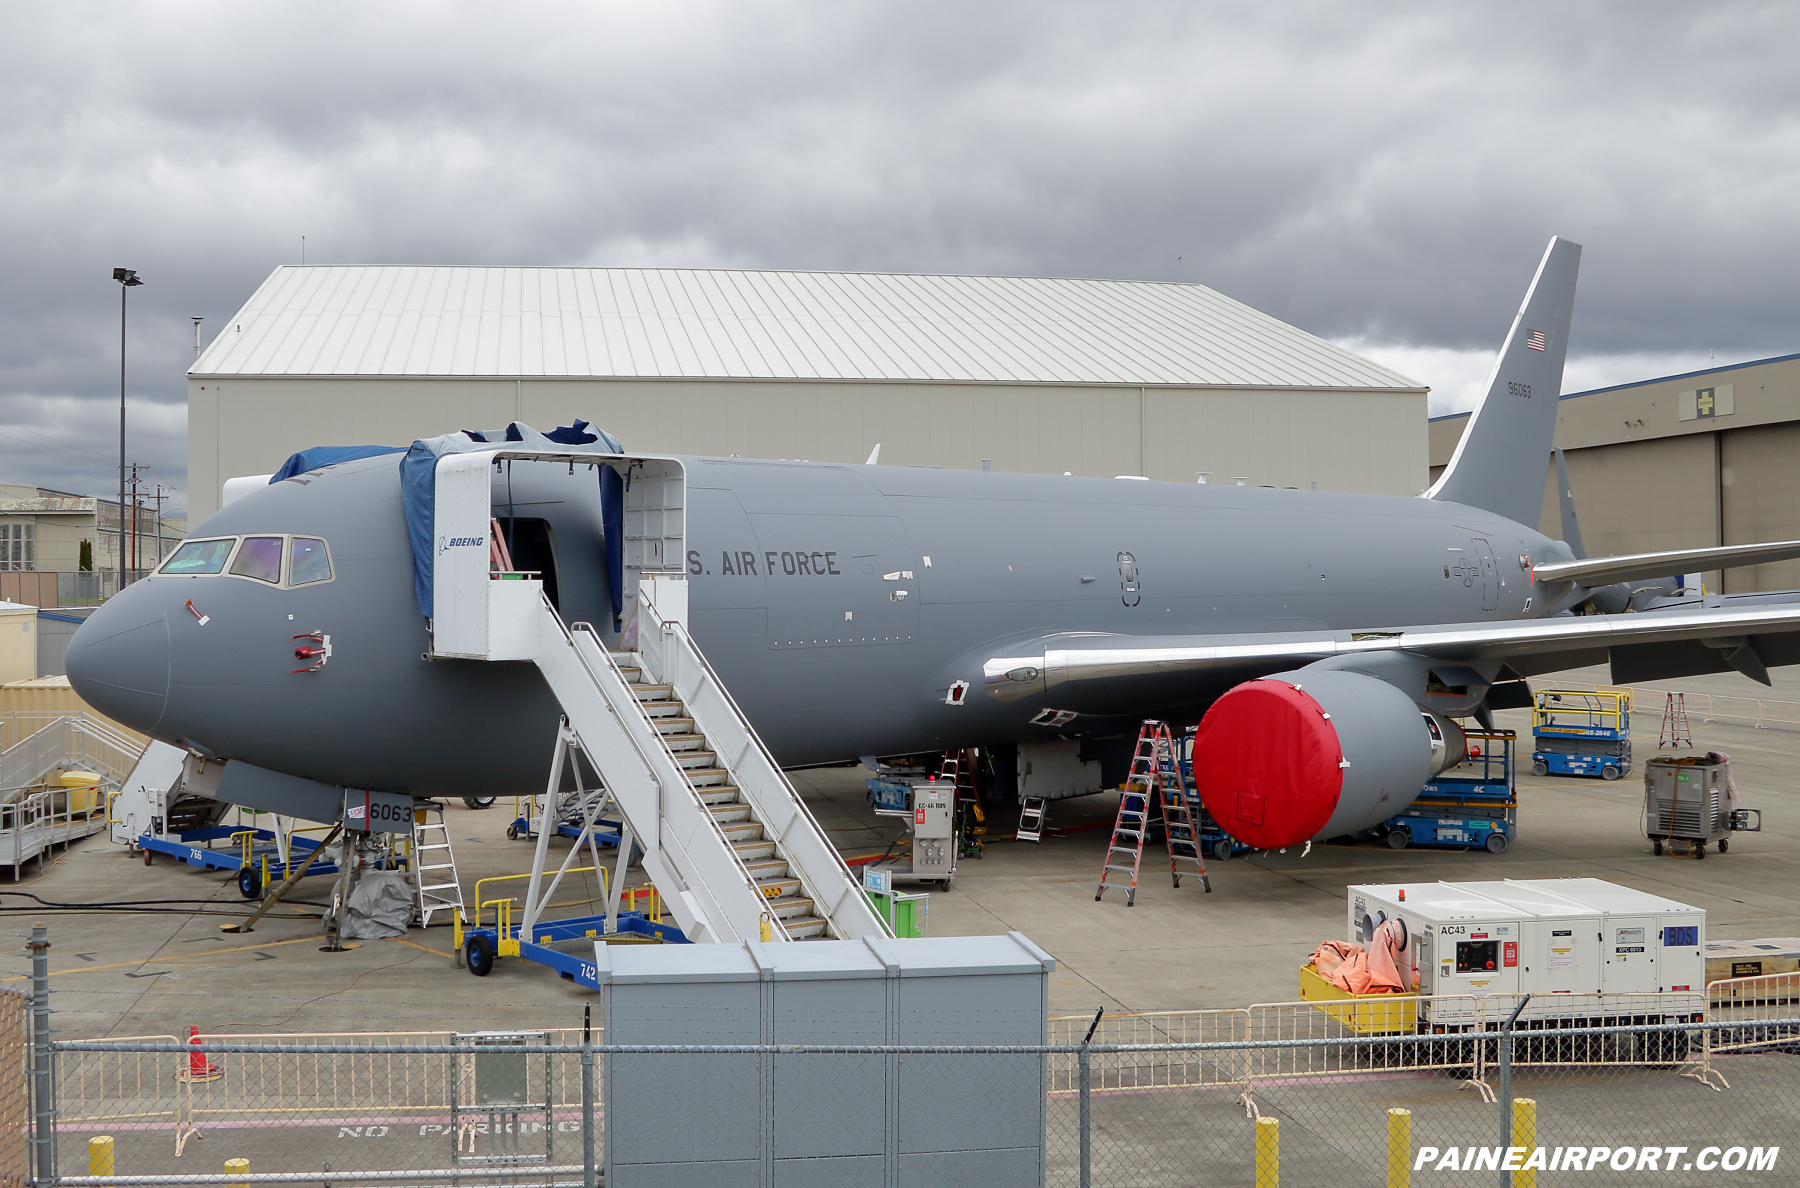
left=0, top=714, right=141, bottom=879
left=428, top=448, right=889, bottom=954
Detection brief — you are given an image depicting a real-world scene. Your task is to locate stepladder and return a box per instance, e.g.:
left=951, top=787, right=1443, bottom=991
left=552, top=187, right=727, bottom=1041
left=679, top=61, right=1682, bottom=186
left=938, top=747, right=986, bottom=857
left=1016, top=796, right=1052, bottom=843
left=412, top=801, right=467, bottom=928
left=1659, top=692, right=1693, bottom=749
left=1157, top=742, right=1211, bottom=893
left=1096, top=722, right=1168, bottom=905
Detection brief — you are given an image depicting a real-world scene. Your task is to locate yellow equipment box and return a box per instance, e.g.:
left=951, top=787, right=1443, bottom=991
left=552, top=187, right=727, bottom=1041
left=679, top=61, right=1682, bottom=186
left=1705, top=937, right=1800, bottom=983
left=1298, top=963, right=1419, bottom=1034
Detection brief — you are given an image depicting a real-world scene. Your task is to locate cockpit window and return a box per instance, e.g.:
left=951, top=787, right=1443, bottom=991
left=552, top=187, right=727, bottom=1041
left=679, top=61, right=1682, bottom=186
left=229, top=536, right=284, bottom=583
left=290, top=537, right=332, bottom=585
left=161, top=538, right=235, bottom=575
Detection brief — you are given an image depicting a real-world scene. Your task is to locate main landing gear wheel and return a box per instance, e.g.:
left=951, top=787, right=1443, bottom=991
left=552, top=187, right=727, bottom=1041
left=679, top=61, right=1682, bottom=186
left=237, top=867, right=262, bottom=899
left=1387, top=829, right=1411, bottom=850
left=1532, top=760, right=1549, bottom=777
left=463, top=796, right=496, bottom=810
left=466, top=934, right=495, bottom=977
left=1485, top=832, right=1508, bottom=854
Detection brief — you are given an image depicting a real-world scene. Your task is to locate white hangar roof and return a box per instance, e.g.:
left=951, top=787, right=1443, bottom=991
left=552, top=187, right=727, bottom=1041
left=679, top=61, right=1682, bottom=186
left=193, top=265, right=1422, bottom=391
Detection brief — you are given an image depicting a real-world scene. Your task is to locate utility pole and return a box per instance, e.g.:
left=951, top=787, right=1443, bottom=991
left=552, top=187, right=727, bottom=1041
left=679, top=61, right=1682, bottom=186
left=112, top=268, right=143, bottom=596
left=126, top=463, right=148, bottom=575
left=153, top=483, right=167, bottom=568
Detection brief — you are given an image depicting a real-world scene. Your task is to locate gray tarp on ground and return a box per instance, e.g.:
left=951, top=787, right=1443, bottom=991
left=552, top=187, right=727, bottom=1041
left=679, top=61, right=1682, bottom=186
left=341, top=870, right=415, bottom=940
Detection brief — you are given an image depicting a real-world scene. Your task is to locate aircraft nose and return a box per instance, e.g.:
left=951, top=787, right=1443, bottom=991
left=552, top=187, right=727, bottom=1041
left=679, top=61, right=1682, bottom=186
left=66, top=596, right=170, bottom=735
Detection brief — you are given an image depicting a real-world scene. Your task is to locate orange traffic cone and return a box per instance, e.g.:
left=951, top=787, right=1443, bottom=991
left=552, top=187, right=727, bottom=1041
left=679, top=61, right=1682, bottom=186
left=180, top=1025, right=223, bottom=1083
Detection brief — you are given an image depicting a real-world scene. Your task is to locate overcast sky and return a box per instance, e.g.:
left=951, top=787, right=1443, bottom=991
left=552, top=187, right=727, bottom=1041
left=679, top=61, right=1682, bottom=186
left=3, top=2, right=1797, bottom=517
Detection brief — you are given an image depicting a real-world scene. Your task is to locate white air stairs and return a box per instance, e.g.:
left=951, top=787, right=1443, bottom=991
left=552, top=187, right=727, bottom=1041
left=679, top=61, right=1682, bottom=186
left=507, top=592, right=887, bottom=945
left=426, top=447, right=886, bottom=945
left=411, top=802, right=467, bottom=928
left=610, top=654, right=829, bottom=937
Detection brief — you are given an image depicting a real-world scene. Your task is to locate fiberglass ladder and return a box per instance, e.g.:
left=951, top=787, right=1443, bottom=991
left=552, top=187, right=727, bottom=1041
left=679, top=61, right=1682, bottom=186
left=1153, top=727, right=1211, bottom=894
left=411, top=802, right=466, bottom=928
left=938, top=748, right=985, bottom=858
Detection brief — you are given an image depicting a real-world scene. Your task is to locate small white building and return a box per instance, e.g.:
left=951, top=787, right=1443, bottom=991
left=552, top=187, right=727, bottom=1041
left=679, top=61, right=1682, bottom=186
left=187, top=266, right=1427, bottom=520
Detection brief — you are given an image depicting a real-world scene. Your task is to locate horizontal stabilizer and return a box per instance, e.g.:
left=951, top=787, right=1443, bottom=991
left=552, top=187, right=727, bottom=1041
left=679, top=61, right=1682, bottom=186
left=1533, top=539, right=1800, bottom=589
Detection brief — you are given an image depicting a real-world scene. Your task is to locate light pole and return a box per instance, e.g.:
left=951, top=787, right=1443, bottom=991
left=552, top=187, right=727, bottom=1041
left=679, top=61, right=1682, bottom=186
left=113, top=268, right=141, bottom=594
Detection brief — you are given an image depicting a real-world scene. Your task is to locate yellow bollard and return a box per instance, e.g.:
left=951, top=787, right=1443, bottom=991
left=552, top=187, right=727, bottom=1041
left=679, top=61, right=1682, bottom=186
left=225, top=1157, right=249, bottom=1188
left=1254, top=1115, right=1279, bottom=1188
left=89, top=1136, right=115, bottom=1177
left=1386, top=1108, right=1411, bottom=1188
left=759, top=912, right=773, bottom=942
left=1513, top=1098, right=1537, bottom=1188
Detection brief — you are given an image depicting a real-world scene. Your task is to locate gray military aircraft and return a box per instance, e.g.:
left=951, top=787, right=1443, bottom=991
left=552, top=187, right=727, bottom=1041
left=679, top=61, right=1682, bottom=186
left=67, top=237, right=1800, bottom=852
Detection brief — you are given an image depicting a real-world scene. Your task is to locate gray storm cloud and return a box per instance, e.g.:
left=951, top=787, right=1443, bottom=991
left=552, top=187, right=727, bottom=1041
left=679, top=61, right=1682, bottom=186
left=3, top=1, right=1798, bottom=507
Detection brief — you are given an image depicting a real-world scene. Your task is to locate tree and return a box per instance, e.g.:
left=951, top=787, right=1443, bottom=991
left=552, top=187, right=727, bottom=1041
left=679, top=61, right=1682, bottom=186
left=78, top=540, right=92, bottom=572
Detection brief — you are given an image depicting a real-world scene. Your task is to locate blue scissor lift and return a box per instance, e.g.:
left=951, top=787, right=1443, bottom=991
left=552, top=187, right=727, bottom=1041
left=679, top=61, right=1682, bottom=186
left=1382, top=729, right=1517, bottom=854
left=1532, top=689, right=1632, bottom=781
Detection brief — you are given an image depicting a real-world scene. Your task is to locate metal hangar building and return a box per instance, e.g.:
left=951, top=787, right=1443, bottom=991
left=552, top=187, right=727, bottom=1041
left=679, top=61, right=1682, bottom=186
left=187, top=266, right=1426, bottom=519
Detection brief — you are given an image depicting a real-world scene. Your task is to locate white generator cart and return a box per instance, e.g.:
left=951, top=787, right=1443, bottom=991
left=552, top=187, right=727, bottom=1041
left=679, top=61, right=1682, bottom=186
left=1348, top=878, right=1705, bottom=1031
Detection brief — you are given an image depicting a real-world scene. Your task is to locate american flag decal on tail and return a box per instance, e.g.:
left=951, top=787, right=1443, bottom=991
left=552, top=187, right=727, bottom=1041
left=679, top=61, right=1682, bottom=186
left=1526, top=329, right=1548, bottom=352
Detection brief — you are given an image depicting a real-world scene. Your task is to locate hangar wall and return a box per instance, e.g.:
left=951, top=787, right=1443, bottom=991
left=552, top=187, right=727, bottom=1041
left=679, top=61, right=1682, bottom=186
left=189, top=378, right=1426, bottom=522
left=1430, top=352, right=1800, bottom=593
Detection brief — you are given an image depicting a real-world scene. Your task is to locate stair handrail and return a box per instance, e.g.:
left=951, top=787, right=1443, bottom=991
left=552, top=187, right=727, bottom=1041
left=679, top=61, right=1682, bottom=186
left=637, top=598, right=889, bottom=939
left=0, top=715, right=75, bottom=796
left=552, top=602, right=791, bottom=941
left=68, top=716, right=147, bottom=759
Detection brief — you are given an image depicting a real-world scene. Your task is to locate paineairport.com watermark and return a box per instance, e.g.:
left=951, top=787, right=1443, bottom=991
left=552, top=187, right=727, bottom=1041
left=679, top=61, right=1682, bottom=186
left=1414, top=1146, right=1779, bottom=1173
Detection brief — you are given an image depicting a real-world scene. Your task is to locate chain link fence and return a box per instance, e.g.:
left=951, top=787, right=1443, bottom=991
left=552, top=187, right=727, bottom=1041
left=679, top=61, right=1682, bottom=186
left=17, top=924, right=1800, bottom=1186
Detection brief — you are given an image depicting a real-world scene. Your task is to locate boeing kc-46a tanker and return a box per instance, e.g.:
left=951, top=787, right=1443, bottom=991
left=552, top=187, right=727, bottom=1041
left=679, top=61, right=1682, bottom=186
left=68, top=238, right=1800, bottom=853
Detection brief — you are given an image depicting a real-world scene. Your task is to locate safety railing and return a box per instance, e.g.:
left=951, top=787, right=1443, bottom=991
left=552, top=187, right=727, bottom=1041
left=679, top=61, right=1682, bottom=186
left=1544, top=680, right=1800, bottom=733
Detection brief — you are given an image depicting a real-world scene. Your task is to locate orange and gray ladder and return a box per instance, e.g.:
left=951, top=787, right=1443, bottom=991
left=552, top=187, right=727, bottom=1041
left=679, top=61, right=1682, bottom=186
left=939, top=748, right=985, bottom=858
left=1095, top=722, right=1166, bottom=906
left=411, top=801, right=466, bottom=928
left=1153, top=728, right=1211, bottom=893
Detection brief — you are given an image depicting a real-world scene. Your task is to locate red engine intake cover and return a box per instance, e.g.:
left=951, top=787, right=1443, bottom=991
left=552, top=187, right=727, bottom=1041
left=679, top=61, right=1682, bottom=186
left=1192, top=679, right=1343, bottom=849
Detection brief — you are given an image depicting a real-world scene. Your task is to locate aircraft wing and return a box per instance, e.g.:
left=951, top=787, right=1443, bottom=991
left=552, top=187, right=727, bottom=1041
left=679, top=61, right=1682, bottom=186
left=982, top=598, right=1800, bottom=701
left=1533, top=539, right=1800, bottom=588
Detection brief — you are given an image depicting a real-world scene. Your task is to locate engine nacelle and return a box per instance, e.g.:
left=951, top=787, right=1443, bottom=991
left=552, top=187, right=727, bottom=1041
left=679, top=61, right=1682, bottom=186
left=1192, top=669, right=1465, bottom=850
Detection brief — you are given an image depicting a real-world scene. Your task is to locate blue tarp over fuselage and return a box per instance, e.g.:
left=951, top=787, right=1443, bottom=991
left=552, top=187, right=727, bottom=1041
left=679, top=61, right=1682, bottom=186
left=398, top=420, right=623, bottom=618
left=269, top=445, right=407, bottom=483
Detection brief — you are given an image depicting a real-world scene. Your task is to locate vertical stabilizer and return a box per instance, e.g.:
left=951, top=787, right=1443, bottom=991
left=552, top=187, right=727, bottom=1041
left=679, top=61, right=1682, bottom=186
left=1554, top=447, right=1586, bottom=558
left=1426, top=237, right=1582, bottom=527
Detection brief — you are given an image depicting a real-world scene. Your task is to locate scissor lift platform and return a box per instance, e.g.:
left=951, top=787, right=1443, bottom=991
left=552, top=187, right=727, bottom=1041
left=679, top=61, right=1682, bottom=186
left=1383, top=729, right=1517, bottom=853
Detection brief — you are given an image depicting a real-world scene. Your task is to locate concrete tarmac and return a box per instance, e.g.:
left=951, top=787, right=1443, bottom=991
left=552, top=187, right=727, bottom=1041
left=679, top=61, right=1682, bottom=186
left=7, top=665, right=1800, bottom=1041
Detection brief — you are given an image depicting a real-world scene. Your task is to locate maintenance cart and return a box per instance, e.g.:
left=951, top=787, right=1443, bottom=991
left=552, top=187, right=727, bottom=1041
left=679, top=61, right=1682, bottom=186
left=505, top=789, right=628, bottom=849
left=457, top=870, right=687, bottom=988
left=1533, top=689, right=1632, bottom=780
left=136, top=819, right=343, bottom=899
left=1382, top=729, right=1517, bottom=853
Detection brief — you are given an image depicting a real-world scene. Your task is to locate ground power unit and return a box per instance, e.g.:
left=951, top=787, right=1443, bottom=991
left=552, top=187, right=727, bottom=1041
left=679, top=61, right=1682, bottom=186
left=1347, top=878, right=1705, bottom=1028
